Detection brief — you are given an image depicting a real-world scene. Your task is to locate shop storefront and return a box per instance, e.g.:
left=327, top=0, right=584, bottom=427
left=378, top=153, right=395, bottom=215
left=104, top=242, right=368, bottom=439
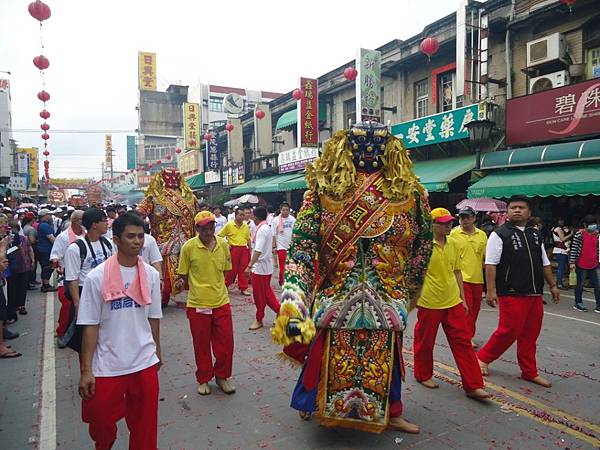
left=468, top=79, right=600, bottom=224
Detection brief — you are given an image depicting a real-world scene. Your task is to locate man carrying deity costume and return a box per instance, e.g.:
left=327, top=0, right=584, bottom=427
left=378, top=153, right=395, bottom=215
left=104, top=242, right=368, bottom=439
left=137, top=169, right=197, bottom=306
left=272, top=122, right=433, bottom=434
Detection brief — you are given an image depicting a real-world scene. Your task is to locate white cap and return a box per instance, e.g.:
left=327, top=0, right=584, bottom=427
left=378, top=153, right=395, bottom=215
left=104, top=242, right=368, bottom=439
left=67, top=206, right=75, bottom=212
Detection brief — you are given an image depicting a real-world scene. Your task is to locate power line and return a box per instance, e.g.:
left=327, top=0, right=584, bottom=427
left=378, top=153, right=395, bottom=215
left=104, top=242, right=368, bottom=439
left=5, top=129, right=136, bottom=133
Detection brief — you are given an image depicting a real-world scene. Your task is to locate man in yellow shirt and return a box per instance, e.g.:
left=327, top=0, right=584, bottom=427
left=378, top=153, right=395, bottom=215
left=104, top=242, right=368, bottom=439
left=413, top=208, right=490, bottom=400
left=178, top=211, right=235, bottom=396
left=450, top=206, right=488, bottom=347
left=218, top=208, right=251, bottom=296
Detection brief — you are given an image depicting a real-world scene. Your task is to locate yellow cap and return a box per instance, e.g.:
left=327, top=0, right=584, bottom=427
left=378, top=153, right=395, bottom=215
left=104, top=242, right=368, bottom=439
left=430, top=207, right=454, bottom=224
left=194, top=211, right=216, bottom=226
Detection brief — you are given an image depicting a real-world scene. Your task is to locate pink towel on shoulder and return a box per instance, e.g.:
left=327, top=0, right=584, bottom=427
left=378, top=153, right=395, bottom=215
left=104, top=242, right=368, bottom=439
left=101, top=255, right=152, bottom=306
left=68, top=227, right=85, bottom=244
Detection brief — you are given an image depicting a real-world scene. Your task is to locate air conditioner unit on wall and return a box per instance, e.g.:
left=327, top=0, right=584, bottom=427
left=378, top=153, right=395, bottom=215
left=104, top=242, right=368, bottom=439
left=527, top=32, right=567, bottom=67
left=529, top=70, right=570, bottom=93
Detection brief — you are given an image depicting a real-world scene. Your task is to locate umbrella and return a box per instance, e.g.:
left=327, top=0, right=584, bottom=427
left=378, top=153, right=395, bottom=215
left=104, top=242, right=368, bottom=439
left=224, top=194, right=259, bottom=207
left=456, top=198, right=507, bottom=213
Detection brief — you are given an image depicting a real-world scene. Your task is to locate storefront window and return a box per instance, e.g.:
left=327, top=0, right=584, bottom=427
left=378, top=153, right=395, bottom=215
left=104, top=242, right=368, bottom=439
left=588, top=47, right=600, bottom=79
left=438, top=71, right=463, bottom=112
left=414, top=79, right=428, bottom=118
left=343, top=98, right=356, bottom=127
left=209, top=97, right=224, bottom=112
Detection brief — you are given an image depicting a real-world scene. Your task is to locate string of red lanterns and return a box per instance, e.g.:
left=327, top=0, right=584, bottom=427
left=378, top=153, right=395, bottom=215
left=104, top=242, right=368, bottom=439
left=29, top=1, right=52, bottom=183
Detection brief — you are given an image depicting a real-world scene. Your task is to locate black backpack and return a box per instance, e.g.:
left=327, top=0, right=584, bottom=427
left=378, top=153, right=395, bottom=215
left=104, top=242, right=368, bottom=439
left=64, top=236, right=113, bottom=300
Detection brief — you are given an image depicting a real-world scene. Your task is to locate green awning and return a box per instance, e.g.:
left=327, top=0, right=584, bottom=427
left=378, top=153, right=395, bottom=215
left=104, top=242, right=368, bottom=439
left=279, top=173, right=307, bottom=191
left=275, top=104, right=328, bottom=130
left=230, top=175, right=281, bottom=195
left=480, top=138, right=600, bottom=169
left=467, top=164, right=600, bottom=198
left=186, top=173, right=205, bottom=190
left=413, top=155, right=476, bottom=193
left=254, top=173, right=304, bottom=193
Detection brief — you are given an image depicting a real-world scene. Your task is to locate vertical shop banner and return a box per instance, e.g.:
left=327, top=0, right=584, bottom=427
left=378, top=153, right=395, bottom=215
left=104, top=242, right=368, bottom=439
left=104, top=134, right=112, bottom=168
left=17, top=148, right=39, bottom=191
left=206, top=140, right=220, bottom=172
left=298, top=77, right=319, bottom=147
left=356, top=48, right=382, bottom=123
left=183, top=102, right=201, bottom=150
left=126, top=136, right=136, bottom=170
left=138, top=51, right=157, bottom=91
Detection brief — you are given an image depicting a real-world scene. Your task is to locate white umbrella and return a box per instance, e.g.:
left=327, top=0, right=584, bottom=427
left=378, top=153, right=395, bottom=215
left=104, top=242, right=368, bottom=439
left=224, top=194, right=259, bottom=206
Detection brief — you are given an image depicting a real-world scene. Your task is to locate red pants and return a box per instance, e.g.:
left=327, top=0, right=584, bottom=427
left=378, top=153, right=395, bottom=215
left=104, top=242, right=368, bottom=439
left=225, top=246, right=250, bottom=291
left=277, top=249, right=287, bottom=286
left=81, top=364, right=159, bottom=450
left=251, top=273, right=280, bottom=321
left=413, top=304, right=484, bottom=391
left=477, top=295, right=543, bottom=380
left=56, top=286, right=71, bottom=337
left=187, top=304, right=234, bottom=384
left=463, top=282, right=483, bottom=340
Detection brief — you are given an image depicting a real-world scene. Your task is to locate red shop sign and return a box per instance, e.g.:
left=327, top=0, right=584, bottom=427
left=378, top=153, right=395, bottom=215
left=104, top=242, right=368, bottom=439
left=299, top=77, right=319, bottom=148
left=506, top=78, right=600, bottom=146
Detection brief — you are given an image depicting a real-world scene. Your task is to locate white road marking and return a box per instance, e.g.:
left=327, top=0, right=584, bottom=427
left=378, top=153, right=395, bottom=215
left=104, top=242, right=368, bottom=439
left=482, top=308, right=600, bottom=326
left=39, top=292, right=56, bottom=450
left=545, top=290, right=597, bottom=305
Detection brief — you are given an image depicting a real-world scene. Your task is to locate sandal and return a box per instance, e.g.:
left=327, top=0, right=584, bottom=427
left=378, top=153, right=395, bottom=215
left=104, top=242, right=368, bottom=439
left=0, top=350, right=22, bottom=359
left=18, top=307, right=28, bottom=315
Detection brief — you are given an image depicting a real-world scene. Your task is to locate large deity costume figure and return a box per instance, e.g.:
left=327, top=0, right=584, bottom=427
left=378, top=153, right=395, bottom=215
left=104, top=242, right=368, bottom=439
left=272, top=122, right=432, bottom=433
left=138, top=168, right=197, bottom=305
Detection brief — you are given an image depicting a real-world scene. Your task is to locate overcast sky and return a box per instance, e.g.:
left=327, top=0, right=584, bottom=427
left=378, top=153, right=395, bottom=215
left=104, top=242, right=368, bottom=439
left=1, top=0, right=461, bottom=179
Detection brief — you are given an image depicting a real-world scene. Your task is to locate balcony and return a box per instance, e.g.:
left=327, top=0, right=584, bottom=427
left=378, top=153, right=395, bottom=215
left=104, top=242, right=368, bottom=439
left=248, top=154, right=278, bottom=178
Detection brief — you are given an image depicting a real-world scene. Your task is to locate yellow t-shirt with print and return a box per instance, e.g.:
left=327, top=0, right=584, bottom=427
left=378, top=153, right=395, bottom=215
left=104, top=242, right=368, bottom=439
left=418, top=236, right=464, bottom=309
left=177, top=236, right=232, bottom=309
left=450, top=226, right=487, bottom=284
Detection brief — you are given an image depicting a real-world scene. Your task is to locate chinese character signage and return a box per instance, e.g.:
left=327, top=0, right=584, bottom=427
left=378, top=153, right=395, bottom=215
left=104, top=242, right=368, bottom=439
left=298, top=77, right=319, bottom=147
left=183, top=102, right=201, bottom=150
left=17, top=148, right=39, bottom=191
left=138, top=51, right=157, bottom=91
left=126, top=136, right=136, bottom=170
left=506, top=78, right=600, bottom=146
left=278, top=147, right=319, bottom=174
left=104, top=134, right=112, bottom=168
left=205, top=170, right=221, bottom=184
left=8, top=176, right=27, bottom=191
left=391, top=104, right=479, bottom=149
left=222, top=165, right=245, bottom=186
left=206, top=141, right=220, bottom=172
left=178, top=149, right=200, bottom=177
left=357, top=48, right=382, bottom=123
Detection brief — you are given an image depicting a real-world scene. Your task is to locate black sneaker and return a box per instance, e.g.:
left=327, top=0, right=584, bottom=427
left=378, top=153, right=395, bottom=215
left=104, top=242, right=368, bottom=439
left=573, top=304, right=588, bottom=312
left=3, top=329, right=20, bottom=340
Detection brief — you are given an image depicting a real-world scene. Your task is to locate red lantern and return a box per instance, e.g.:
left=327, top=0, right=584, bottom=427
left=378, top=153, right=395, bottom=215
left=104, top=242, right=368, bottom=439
left=40, top=110, right=50, bottom=119
left=28, top=1, right=51, bottom=22
left=175, top=147, right=182, bottom=154
left=203, top=133, right=213, bottom=141
left=37, top=90, right=50, bottom=102
left=41, top=123, right=50, bottom=131
left=343, top=67, right=358, bottom=81
left=33, top=55, right=50, bottom=70
left=43, top=150, right=49, bottom=157
left=292, top=88, right=303, bottom=100
left=166, top=154, right=172, bottom=160
left=420, top=37, right=440, bottom=61
left=225, top=123, right=234, bottom=132
left=43, top=160, right=49, bottom=169
left=41, top=133, right=50, bottom=140
left=188, top=139, right=196, bottom=147
left=560, top=0, right=576, bottom=5
left=255, top=109, right=265, bottom=120
left=148, top=163, right=153, bottom=168
left=157, top=160, right=162, bottom=164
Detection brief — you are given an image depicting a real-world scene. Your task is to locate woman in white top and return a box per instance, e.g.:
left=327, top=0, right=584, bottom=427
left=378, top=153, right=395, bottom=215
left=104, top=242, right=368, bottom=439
left=552, top=217, right=574, bottom=289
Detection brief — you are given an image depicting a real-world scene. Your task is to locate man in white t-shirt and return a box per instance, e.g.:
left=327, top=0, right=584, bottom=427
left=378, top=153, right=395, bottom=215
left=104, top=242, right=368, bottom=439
left=78, top=212, right=162, bottom=450
left=213, top=206, right=228, bottom=235
left=50, top=210, right=85, bottom=348
left=64, top=208, right=113, bottom=312
left=247, top=206, right=280, bottom=331
left=271, top=202, right=296, bottom=286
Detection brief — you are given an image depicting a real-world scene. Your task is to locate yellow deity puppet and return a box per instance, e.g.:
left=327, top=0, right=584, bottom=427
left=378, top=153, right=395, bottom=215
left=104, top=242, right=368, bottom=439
left=138, top=168, right=197, bottom=305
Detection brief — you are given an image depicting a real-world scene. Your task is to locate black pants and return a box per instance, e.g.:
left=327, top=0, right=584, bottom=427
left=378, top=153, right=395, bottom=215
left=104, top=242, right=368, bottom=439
left=38, top=250, right=53, bottom=281
left=0, top=281, right=7, bottom=322
left=7, top=272, right=29, bottom=320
